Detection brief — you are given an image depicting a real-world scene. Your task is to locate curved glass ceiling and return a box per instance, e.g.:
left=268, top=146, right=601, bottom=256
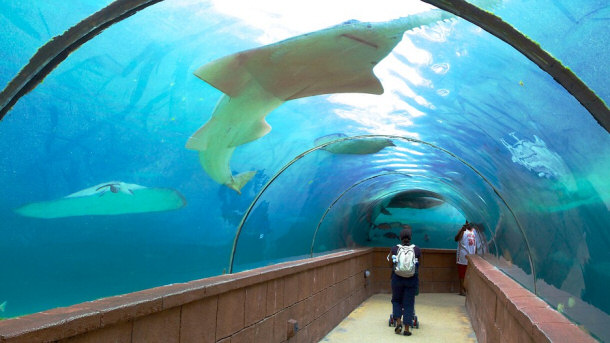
left=0, top=0, right=608, bottom=340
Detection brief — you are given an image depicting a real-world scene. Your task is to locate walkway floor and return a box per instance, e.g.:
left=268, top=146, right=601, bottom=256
left=321, top=293, right=477, bottom=342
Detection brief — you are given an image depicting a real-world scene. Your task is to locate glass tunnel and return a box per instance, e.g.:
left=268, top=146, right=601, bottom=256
left=0, top=0, right=608, bottom=340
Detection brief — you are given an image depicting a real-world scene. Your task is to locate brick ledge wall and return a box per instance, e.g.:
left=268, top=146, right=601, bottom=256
left=0, top=248, right=375, bottom=343
left=1, top=249, right=594, bottom=342
left=465, top=255, right=596, bottom=343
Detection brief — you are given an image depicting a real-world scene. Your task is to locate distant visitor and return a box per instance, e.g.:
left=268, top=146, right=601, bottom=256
left=454, top=221, right=483, bottom=296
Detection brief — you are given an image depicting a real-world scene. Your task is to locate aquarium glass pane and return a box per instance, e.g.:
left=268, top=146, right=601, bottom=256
left=490, top=0, right=610, bottom=104
left=0, top=0, right=608, bottom=340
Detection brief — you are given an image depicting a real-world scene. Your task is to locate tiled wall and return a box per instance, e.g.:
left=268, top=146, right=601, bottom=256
left=372, top=247, right=460, bottom=294
left=465, top=255, right=596, bottom=343
left=0, top=249, right=374, bottom=343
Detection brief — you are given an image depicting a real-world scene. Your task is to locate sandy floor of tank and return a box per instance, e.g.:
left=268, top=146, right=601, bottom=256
left=321, top=293, right=477, bottom=342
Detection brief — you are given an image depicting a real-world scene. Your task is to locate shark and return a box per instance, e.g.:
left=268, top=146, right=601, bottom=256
left=387, top=189, right=445, bottom=209
left=186, top=9, right=456, bottom=192
left=314, top=133, right=395, bottom=155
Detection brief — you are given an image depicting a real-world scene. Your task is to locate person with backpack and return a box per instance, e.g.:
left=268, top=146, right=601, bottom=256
left=388, top=227, right=421, bottom=336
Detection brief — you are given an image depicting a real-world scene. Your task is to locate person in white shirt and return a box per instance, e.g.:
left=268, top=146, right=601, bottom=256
left=454, top=221, right=482, bottom=296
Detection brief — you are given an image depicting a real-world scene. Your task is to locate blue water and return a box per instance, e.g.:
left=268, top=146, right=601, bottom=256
left=0, top=0, right=609, bottom=340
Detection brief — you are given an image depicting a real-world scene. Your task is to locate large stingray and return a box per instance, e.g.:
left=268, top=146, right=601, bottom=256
left=14, top=181, right=186, bottom=218
left=186, top=9, right=454, bottom=193
left=314, top=133, right=395, bottom=155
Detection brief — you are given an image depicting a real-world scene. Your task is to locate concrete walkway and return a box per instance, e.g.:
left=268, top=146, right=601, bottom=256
left=321, top=293, right=477, bottom=342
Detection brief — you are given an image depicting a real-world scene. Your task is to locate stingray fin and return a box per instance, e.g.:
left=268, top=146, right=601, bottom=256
left=286, top=71, right=384, bottom=100
left=194, top=52, right=254, bottom=97
left=227, top=170, right=257, bottom=194
left=120, top=188, right=134, bottom=195
left=186, top=121, right=212, bottom=151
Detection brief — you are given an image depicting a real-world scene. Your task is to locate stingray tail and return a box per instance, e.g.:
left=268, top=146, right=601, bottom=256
left=227, top=170, right=257, bottom=194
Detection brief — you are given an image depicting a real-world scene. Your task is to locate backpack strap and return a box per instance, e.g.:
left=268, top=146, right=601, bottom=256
left=387, top=244, right=402, bottom=261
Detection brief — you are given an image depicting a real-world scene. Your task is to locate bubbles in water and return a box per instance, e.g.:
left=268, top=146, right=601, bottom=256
left=437, top=89, right=450, bottom=96
left=431, top=63, right=450, bottom=74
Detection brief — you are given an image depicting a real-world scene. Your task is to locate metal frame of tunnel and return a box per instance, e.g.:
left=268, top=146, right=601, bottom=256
left=0, top=0, right=608, bottom=132
left=309, top=171, right=501, bottom=256
left=229, top=134, right=536, bottom=293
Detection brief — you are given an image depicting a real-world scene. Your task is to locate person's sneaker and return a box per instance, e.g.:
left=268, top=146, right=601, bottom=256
left=394, top=319, right=403, bottom=334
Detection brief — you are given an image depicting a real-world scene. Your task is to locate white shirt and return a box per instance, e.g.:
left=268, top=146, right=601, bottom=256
left=457, top=229, right=481, bottom=265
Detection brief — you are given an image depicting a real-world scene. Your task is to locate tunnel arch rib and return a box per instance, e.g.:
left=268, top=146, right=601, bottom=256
left=309, top=172, right=416, bottom=256
left=0, top=0, right=163, bottom=120
left=309, top=172, right=500, bottom=257
left=230, top=135, right=535, bottom=293
left=422, top=0, right=610, bottom=132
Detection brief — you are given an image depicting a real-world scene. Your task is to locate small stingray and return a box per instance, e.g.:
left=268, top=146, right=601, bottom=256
left=314, top=133, right=395, bottom=155
left=387, top=189, right=445, bottom=209
left=186, top=9, right=454, bottom=192
left=14, top=181, right=186, bottom=219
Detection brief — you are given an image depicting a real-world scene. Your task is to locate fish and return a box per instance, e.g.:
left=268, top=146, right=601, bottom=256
left=314, top=133, right=395, bottom=155
left=376, top=223, right=392, bottom=230
left=383, top=232, right=399, bottom=239
left=14, top=182, right=186, bottom=218
left=380, top=207, right=392, bottom=215
left=387, top=189, right=445, bottom=209
left=376, top=222, right=406, bottom=230
left=0, top=301, right=6, bottom=312
left=187, top=9, right=455, bottom=192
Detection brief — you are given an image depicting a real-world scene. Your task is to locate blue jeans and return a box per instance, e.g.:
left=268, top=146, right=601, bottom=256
left=391, top=273, right=418, bottom=323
